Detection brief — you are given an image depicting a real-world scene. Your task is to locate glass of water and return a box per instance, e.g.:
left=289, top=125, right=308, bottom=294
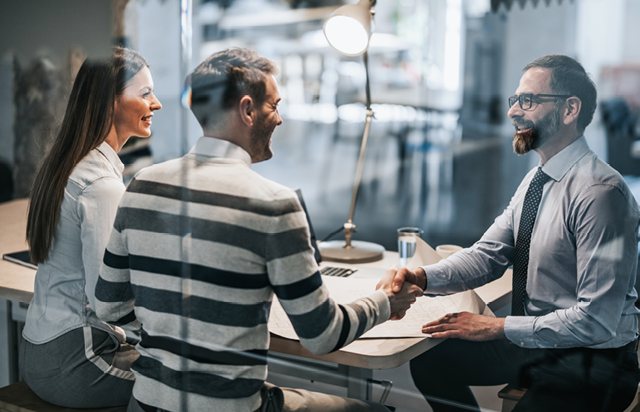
left=397, top=227, right=423, bottom=267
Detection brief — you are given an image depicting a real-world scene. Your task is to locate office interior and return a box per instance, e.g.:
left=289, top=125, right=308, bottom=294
left=1, top=0, right=639, bottom=411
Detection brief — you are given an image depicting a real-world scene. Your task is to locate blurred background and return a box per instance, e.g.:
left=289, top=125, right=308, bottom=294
left=3, top=0, right=640, bottom=254
left=2, top=1, right=640, bottom=410
left=1, top=0, right=640, bottom=253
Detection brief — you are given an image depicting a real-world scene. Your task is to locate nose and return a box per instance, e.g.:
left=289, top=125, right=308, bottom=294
left=507, top=101, right=522, bottom=119
left=276, top=109, right=282, bottom=126
left=151, top=94, right=162, bottom=111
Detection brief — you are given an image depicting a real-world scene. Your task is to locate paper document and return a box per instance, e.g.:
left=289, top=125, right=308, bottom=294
left=268, top=238, right=493, bottom=340
left=407, top=236, right=443, bottom=267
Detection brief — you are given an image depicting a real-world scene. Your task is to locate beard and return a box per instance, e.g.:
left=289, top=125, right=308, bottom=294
left=512, top=105, right=562, bottom=155
left=249, top=111, right=277, bottom=163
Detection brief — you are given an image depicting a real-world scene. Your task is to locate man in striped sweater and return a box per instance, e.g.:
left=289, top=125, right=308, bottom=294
left=95, top=48, right=423, bottom=412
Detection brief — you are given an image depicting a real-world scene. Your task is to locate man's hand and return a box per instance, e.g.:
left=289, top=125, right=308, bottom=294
left=386, top=267, right=427, bottom=293
left=376, top=266, right=423, bottom=320
left=422, top=311, right=506, bottom=341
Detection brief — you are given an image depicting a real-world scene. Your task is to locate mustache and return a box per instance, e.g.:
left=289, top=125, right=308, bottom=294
left=512, top=118, right=534, bottom=129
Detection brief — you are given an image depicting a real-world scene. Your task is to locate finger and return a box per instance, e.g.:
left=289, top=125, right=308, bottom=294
left=391, top=307, right=408, bottom=320
left=422, top=323, right=453, bottom=334
left=392, top=268, right=408, bottom=293
left=377, top=265, right=399, bottom=291
left=430, top=330, right=457, bottom=339
left=423, top=313, right=452, bottom=327
left=402, top=268, right=418, bottom=285
left=379, top=265, right=397, bottom=283
left=422, top=319, right=445, bottom=328
left=408, top=284, right=423, bottom=297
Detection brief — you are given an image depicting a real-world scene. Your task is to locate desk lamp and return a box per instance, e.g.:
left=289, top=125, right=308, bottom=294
left=319, top=0, right=385, bottom=263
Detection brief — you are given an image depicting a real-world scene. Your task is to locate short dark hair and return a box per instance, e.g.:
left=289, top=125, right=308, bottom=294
left=523, top=54, right=597, bottom=134
left=187, top=48, right=277, bottom=129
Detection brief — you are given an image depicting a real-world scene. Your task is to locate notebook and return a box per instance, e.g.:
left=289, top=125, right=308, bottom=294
left=2, top=250, right=37, bottom=270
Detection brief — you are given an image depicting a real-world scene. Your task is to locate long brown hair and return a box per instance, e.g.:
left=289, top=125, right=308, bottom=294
left=27, top=47, right=148, bottom=264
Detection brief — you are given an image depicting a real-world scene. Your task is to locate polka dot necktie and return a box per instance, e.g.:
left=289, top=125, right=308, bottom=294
left=511, top=167, right=550, bottom=316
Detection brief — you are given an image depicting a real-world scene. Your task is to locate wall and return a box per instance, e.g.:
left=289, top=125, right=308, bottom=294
left=0, top=0, right=112, bottom=168
left=130, top=0, right=203, bottom=163
left=0, top=0, right=113, bottom=385
left=499, top=0, right=578, bottom=141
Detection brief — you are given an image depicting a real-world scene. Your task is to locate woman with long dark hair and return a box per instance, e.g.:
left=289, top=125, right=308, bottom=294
left=20, top=47, right=161, bottom=408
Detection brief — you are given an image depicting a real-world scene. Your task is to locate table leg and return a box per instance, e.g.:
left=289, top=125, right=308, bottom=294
left=0, top=299, right=19, bottom=386
left=345, top=365, right=373, bottom=400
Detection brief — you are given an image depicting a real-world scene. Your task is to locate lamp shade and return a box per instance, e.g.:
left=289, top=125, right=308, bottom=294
left=323, top=0, right=373, bottom=56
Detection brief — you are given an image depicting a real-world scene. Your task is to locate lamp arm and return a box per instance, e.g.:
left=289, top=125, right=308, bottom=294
left=364, top=50, right=372, bottom=110
left=344, top=51, right=373, bottom=247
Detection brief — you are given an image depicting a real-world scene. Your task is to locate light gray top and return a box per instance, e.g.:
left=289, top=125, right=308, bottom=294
left=423, top=136, right=640, bottom=349
left=23, top=141, right=127, bottom=344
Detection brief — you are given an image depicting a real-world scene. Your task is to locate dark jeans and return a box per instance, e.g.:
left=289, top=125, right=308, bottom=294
left=410, top=339, right=640, bottom=412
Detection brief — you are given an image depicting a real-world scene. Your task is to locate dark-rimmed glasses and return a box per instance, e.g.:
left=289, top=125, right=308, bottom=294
left=508, top=93, right=571, bottom=110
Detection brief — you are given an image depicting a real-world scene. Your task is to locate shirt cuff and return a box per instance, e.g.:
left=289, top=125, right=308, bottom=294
left=370, top=289, right=391, bottom=326
left=420, top=264, right=449, bottom=295
left=504, top=315, right=536, bottom=347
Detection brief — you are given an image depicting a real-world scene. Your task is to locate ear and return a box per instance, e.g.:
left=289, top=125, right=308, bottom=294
left=563, top=96, right=581, bottom=126
left=238, top=95, right=254, bottom=128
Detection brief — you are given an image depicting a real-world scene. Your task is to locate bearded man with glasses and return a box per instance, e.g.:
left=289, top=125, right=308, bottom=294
left=392, top=54, right=640, bottom=411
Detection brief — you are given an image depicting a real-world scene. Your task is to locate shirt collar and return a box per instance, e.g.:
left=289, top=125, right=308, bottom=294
left=540, top=135, right=591, bottom=182
left=96, top=141, right=124, bottom=176
left=189, top=136, right=252, bottom=167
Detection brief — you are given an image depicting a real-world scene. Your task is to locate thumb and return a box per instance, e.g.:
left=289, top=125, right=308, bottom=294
left=392, top=268, right=407, bottom=293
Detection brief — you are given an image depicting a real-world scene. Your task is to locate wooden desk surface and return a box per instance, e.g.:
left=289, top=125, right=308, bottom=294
left=0, top=198, right=35, bottom=303
left=0, top=198, right=511, bottom=370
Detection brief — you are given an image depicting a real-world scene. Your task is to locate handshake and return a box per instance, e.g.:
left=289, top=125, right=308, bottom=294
left=374, top=265, right=506, bottom=341
left=375, top=265, right=427, bottom=321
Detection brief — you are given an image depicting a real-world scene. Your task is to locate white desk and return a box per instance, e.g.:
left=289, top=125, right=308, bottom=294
left=0, top=198, right=512, bottom=399
left=267, top=252, right=512, bottom=400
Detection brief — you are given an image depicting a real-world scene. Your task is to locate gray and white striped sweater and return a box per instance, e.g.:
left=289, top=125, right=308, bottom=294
left=95, top=137, right=390, bottom=412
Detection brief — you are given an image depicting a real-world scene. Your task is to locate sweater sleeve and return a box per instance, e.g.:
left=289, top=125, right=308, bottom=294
left=265, top=191, right=390, bottom=355
left=94, top=191, right=141, bottom=331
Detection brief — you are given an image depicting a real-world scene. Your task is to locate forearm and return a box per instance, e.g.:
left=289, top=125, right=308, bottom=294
left=420, top=241, right=512, bottom=295
left=287, top=287, right=390, bottom=355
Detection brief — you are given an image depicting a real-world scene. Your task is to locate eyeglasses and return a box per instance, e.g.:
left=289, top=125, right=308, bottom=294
left=508, top=93, right=571, bottom=110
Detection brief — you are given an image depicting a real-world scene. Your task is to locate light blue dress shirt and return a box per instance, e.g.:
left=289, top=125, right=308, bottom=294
left=423, top=136, right=640, bottom=349
left=23, top=142, right=127, bottom=344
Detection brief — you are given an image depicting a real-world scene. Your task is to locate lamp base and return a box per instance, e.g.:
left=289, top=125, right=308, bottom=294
left=318, top=240, right=384, bottom=264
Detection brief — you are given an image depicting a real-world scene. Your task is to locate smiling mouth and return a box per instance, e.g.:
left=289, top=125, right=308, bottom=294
left=513, top=122, right=533, bottom=134
left=141, top=115, right=153, bottom=124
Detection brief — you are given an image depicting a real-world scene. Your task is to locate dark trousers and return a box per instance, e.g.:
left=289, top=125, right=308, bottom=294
left=410, top=338, right=640, bottom=412
left=20, top=326, right=138, bottom=408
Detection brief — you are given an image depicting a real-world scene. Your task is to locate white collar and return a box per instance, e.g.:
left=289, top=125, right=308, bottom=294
left=96, top=141, right=124, bottom=175
left=188, top=136, right=252, bottom=167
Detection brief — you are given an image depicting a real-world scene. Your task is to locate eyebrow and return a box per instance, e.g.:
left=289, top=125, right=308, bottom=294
left=265, top=96, right=280, bottom=105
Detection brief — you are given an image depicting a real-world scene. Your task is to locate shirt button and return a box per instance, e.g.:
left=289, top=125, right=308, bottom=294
left=520, top=341, right=525, bottom=346
left=554, top=344, right=558, bottom=348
